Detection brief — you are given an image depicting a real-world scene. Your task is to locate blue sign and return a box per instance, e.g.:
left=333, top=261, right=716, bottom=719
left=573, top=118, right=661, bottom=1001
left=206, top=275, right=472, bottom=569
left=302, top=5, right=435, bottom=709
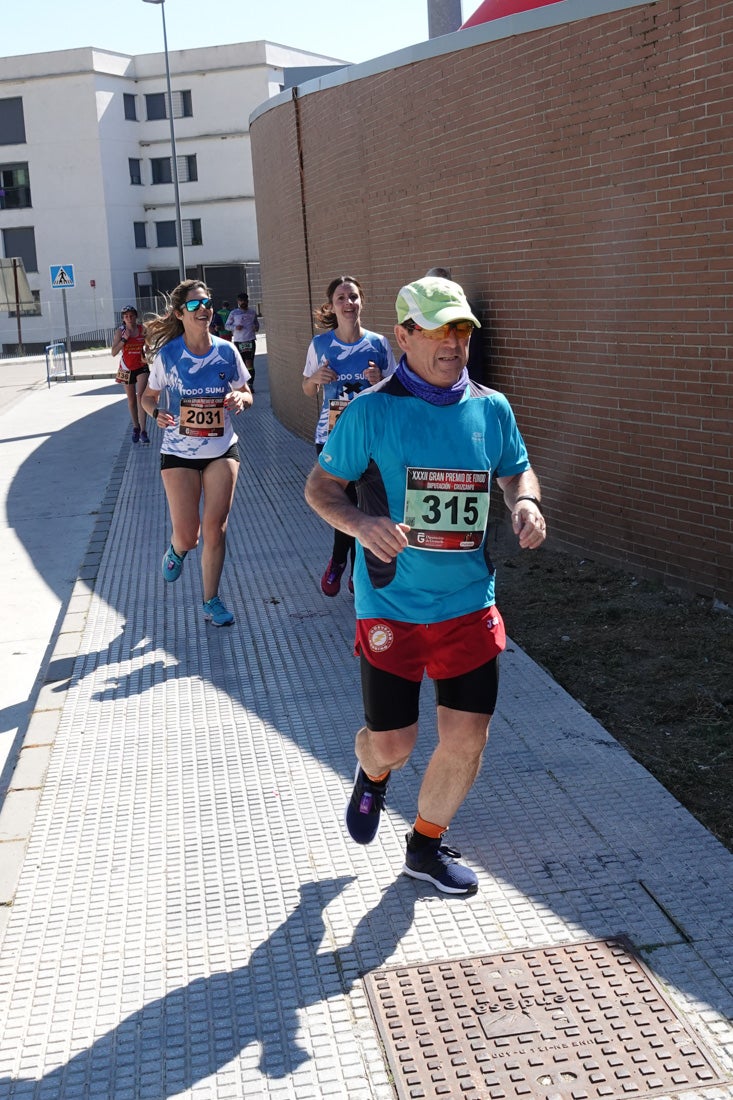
left=50, top=264, right=75, bottom=289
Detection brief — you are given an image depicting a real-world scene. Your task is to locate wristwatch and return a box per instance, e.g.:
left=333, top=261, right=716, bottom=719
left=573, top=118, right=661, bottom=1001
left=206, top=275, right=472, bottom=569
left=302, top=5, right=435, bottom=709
left=515, top=495, right=542, bottom=512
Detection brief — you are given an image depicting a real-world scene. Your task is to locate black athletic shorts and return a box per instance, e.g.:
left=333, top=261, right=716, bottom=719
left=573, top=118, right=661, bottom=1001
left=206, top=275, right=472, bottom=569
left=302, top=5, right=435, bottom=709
left=360, top=653, right=500, bottom=732
left=160, top=442, right=240, bottom=472
left=125, top=366, right=149, bottom=387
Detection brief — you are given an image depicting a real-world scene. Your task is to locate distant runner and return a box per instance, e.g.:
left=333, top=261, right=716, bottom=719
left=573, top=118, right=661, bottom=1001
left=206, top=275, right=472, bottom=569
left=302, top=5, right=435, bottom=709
left=112, top=306, right=150, bottom=444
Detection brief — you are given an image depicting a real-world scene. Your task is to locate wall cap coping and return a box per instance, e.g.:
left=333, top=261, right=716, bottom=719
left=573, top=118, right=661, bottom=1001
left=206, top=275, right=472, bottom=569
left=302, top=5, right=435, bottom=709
left=249, top=0, right=654, bottom=127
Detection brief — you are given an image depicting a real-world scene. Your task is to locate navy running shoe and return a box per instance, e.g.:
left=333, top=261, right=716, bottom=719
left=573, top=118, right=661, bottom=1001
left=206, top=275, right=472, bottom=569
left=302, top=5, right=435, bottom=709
left=344, top=763, right=389, bottom=845
left=403, top=831, right=478, bottom=895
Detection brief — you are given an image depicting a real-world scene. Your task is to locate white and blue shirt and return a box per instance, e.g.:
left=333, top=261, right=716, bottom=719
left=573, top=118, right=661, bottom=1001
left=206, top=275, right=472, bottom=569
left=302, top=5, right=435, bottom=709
left=303, top=329, right=396, bottom=445
left=148, top=335, right=250, bottom=459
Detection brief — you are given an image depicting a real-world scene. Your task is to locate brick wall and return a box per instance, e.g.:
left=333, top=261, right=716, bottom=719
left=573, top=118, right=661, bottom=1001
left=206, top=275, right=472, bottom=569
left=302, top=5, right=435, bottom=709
left=251, top=0, right=733, bottom=600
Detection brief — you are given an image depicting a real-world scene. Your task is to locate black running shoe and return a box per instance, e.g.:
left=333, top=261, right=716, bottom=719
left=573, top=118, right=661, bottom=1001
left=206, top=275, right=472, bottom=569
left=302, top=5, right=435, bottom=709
left=344, top=763, right=389, bottom=845
left=403, top=831, right=478, bottom=895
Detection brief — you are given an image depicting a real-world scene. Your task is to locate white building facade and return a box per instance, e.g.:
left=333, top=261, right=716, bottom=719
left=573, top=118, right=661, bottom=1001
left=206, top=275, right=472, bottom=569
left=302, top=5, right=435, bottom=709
left=0, top=42, right=344, bottom=354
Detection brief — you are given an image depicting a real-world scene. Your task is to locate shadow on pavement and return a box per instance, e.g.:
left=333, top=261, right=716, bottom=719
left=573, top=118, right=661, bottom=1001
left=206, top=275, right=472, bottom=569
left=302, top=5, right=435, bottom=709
left=0, top=876, right=429, bottom=1093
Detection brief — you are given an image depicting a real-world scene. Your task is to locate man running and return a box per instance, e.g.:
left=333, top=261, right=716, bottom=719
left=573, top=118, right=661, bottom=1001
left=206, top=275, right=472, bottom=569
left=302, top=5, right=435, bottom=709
left=305, top=275, right=546, bottom=895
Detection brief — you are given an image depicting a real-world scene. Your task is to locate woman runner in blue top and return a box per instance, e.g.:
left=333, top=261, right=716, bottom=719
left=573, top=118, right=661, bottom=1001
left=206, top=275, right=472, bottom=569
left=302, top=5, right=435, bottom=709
left=302, top=275, right=396, bottom=596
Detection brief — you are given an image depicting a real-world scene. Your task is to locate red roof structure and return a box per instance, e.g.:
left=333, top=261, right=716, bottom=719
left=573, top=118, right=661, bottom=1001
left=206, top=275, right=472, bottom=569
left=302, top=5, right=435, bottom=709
left=461, top=0, right=564, bottom=29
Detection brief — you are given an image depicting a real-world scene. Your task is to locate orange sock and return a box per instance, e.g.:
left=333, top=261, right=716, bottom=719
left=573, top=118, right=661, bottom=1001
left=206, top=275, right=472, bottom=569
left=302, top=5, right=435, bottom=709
left=366, top=769, right=390, bottom=783
left=413, top=815, right=446, bottom=839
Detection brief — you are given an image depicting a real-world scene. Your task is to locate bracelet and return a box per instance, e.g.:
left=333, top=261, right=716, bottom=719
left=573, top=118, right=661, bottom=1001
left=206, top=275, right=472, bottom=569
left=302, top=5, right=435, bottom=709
left=153, top=407, right=160, bottom=418
left=515, top=495, right=542, bottom=512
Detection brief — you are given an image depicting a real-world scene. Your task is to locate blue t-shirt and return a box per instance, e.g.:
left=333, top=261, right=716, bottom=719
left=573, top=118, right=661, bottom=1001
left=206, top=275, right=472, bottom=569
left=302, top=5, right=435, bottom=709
left=303, top=329, right=396, bottom=445
left=148, top=335, right=250, bottom=459
left=319, top=372, right=530, bottom=623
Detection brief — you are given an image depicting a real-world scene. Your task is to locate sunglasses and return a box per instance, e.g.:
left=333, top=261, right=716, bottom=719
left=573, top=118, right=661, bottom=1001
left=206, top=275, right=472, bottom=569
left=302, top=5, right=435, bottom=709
left=183, top=297, right=213, bottom=312
left=411, top=321, right=474, bottom=341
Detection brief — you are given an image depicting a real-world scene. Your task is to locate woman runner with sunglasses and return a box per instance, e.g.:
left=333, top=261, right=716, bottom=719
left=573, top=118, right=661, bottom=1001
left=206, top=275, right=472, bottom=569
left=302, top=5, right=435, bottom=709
left=141, top=279, right=252, bottom=627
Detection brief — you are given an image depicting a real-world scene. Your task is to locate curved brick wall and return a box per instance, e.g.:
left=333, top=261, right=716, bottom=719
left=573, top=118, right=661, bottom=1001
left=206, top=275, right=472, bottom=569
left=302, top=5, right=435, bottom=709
left=251, top=0, right=732, bottom=600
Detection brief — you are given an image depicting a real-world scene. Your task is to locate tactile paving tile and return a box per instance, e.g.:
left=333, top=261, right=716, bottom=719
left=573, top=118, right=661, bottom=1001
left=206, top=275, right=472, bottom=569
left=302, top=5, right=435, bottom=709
left=365, top=936, right=729, bottom=1100
left=2, top=366, right=733, bottom=1099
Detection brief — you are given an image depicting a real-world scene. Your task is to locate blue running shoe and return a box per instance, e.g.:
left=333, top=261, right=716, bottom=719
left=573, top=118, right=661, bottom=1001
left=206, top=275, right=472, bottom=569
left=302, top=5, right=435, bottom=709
left=202, top=595, right=234, bottom=627
left=344, top=763, right=389, bottom=845
left=161, top=545, right=185, bottom=583
left=403, top=831, right=478, bottom=895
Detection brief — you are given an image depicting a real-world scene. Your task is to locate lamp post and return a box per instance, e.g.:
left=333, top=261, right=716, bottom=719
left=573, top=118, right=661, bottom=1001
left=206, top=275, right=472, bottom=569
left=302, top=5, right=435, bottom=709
left=142, top=0, right=186, bottom=283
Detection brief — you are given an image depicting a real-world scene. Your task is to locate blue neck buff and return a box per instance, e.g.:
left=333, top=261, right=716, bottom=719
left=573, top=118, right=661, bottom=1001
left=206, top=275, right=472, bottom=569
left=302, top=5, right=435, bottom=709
left=395, top=356, right=469, bottom=406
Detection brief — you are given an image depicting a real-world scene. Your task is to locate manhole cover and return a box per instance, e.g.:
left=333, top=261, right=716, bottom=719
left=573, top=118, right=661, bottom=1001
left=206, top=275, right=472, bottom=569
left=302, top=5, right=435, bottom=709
left=365, top=936, right=727, bottom=1100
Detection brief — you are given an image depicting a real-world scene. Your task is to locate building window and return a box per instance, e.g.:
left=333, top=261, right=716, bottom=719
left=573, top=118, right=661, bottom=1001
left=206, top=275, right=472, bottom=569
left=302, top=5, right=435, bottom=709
left=0, top=97, right=26, bottom=145
left=2, top=226, right=38, bottom=272
left=145, top=90, right=193, bottom=121
left=151, top=155, right=197, bottom=184
left=145, top=93, right=167, bottom=122
left=178, top=155, right=197, bottom=183
left=9, top=289, right=41, bottom=317
left=134, top=222, right=147, bottom=248
left=172, top=90, right=193, bottom=118
left=182, top=219, right=202, bottom=246
left=128, top=158, right=142, bottom=185
left=0, top=163, right=31, bottom=208
left=151, top=157, right=172, bottom=185
left=155, top=221, right=177, bottom=248
left=123, top=93, right=137, bottom=121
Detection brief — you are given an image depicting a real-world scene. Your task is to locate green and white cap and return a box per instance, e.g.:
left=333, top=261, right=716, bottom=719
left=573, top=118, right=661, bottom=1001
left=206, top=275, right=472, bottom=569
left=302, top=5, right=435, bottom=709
left=395, top=277, right=480, bottom=329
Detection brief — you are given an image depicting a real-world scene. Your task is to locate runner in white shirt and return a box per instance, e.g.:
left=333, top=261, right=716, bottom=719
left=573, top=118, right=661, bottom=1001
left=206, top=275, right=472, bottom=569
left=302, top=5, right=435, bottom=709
left=225, top=293, right=260, bottom=391
left=141, top=280, right=253, bottom=627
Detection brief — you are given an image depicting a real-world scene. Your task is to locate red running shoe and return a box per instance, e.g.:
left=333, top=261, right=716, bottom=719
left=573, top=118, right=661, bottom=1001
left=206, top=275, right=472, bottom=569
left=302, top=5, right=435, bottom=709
left=320, top=558, right=346, bottom=596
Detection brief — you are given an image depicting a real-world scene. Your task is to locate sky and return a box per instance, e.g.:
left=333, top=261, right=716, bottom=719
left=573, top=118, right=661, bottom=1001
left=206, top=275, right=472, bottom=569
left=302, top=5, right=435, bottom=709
left=1, top=0, right=485, bottom=67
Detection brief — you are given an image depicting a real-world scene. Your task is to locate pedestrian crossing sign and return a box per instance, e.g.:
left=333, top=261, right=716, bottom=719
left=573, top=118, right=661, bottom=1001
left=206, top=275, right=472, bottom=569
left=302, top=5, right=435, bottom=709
left=50, top=264, right=75, bottom=289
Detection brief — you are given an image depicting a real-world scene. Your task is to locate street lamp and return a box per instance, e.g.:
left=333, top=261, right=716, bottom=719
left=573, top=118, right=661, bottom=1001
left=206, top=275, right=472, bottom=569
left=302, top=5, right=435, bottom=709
left=142, top=0, right=186, bottom=283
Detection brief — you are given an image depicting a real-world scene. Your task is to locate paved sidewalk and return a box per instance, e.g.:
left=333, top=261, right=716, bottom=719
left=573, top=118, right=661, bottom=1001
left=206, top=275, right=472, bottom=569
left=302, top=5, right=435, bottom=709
left=0, top=361, right=125, bottom=789
left=0, top=351, right=731, bottom=1099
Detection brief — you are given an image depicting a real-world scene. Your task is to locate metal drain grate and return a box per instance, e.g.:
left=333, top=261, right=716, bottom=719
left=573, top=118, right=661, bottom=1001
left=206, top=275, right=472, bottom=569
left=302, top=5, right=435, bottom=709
left=365, top=936, right=727, bottom=1100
